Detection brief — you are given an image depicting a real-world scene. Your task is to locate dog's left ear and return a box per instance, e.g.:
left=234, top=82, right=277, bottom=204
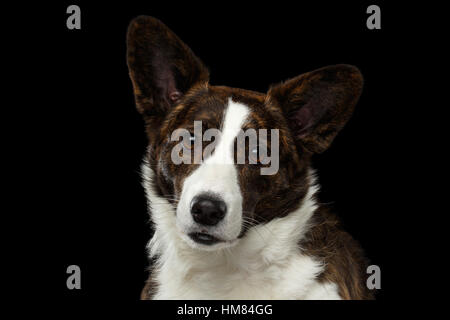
left=268, top=64, right=363, bottom=154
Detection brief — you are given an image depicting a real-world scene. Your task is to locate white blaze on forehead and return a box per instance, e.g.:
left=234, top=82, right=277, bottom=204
left=176, top=98, right=250, bottom=247
left=208, top=98, right=250, bottom=164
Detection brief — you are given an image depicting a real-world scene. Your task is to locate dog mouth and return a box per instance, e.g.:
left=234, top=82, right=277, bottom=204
left=188, top=232, right=223, bottom=245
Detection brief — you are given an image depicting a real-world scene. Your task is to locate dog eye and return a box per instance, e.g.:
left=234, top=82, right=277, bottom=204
left=183, top=134, right=196, bottom=150
left=249, top=147, right=259, bottom=164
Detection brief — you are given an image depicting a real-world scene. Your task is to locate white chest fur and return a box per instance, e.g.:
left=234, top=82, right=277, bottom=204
left=153, top=246, right=340, bottom=300
left=143, top=163, right=341, bottom=300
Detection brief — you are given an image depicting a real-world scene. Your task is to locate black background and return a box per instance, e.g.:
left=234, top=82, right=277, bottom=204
left=19, top=0, right=416, bottom=312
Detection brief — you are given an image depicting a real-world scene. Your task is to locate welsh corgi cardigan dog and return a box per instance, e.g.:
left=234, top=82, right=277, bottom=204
left=127, top=16, right=373, bottom=300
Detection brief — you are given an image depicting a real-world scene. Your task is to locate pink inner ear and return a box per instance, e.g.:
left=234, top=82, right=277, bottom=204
left=291, top=91, right=332, bottom=138
left=169, top=90, right=182, bottom=102
left=291, top=106, right=313, bottom=137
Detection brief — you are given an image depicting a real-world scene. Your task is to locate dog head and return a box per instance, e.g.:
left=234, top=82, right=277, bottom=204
left=127, top=16, right=363, bottom=251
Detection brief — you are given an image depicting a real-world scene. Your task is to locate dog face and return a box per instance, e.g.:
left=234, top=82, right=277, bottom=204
left=127, top=16, right=363, bottom=250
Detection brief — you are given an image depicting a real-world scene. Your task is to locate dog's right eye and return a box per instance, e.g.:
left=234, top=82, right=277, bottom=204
left=183, top=134, right=195, bottom=150
left=249, top=146, right=260, bottom=164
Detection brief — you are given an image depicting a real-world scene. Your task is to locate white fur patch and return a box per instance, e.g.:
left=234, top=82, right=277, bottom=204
left=175, top=99, right=249, bottom=250
left=142, top=160, right=341, bottom=299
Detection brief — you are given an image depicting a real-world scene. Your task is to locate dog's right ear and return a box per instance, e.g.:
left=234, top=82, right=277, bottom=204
left=127, top=16, right=209, bottom=122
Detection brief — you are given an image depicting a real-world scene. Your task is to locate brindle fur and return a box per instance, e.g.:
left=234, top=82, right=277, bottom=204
left=127, top=16, right=373, bottom=300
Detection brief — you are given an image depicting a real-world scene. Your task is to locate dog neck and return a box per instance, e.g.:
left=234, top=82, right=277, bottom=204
left=142, top=160, right=324, bottom=299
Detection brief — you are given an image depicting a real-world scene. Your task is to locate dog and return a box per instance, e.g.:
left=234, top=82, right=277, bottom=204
left=127, top=16, right=373, bottom=300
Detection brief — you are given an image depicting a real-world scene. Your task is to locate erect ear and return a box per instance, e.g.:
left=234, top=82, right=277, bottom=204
left=268, top=64, right=363, bottom=154
left=127, top=16, right=209, bottom=120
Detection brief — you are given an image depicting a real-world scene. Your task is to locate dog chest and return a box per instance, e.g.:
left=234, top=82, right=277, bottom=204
left=153, top=251, right=340, bottom=300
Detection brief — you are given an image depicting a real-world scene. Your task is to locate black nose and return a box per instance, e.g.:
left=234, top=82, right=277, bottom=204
left=191, top=195, right=227, bottom=226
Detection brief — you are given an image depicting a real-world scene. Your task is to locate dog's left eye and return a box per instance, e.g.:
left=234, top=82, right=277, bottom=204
left=183, top=134, right=195, bottom=150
